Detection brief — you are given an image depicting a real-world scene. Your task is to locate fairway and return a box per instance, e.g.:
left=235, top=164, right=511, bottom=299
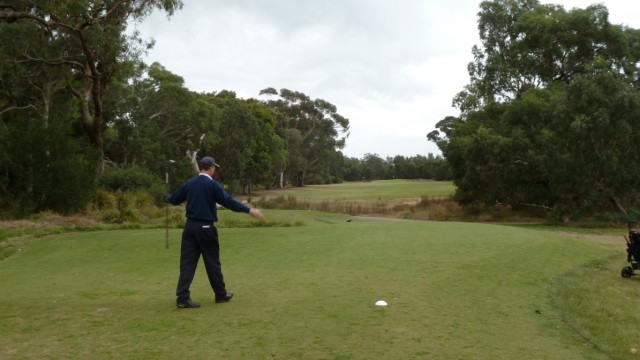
left=0, top=210, right=626, bottom=359
left=254, top=179, right=455, bottom=201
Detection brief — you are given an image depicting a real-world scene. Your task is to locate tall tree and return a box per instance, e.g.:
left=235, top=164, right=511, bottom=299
left=259, top=87, right=349, bottom=186
left=0, top=7, right=98, bottom=213
left=106, top=62, right=221, bottom=188
left=245, top=99, right=287, bottom=192
left=429, top=0, right=640, bottom=219
left=0, top=0, right=183, bottom=176
left=206, top=91, right=259, bottom=193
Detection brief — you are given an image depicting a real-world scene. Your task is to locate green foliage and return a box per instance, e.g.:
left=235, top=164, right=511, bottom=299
left=44, top=152, right=99, bottom=214
left=0, top=76, right=98, bottom=215
left=99, top=164, right=166, bottom=204
left=165, top=210, right=186, bottom=228
left=207, top=91, right=262, bottom=190
left=303, top=171, right=332, bottom=185
left=100, top=192, right=143, bottom=224
left=90, top=188, right=118, bottom=211
left=2, top=3, right=448, bottom=218
left=106, top=62, right=222, bottom=186
left=259, top=88, right=350, bottom=186
left=0, top=1, right=184, bottom=217
left=340, top=153, right=451, bottom=181
left=95, top=167, right=170, bottom=223
left=430, top=0, right=640, bottom=220
left=0, top=0, right=184, bottom=174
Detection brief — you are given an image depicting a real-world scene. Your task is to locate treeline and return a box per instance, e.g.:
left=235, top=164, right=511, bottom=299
left=341, top=154, right=449, bottom=182
left=428, top=0, right=640, bottom=221
left=0, top=2, right=446, bottom=216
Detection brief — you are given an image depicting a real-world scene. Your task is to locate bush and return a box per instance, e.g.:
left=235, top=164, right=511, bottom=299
left=166, top=210, right=185, bottom=228
left=129, top=191, right=157, bottom=214
left=101, top=207, right=141, bottom=224
left=99, top=164, right=167, bottom=203
left=0, top=198, right=30, bottom=220
left=100, top=192, right=142, bottom=224
left=90, top=188, right=117, bottom=211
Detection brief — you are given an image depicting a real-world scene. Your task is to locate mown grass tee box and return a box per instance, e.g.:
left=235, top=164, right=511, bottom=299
left=1, top=210, right=630, bottom=359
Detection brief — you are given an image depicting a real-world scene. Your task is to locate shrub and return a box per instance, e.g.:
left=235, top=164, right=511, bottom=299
left=100, top=192, right=142, bottom=224
left=129, top=191, right=157, bottom=214
left=90, top=188, right=117, bottom=211
left=166, top=211, right=185, bottom=228
left=99, top=164, right=167, bottom=203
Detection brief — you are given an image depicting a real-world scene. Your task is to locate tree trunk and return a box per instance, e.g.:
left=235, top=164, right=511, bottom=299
left=69, top=80, right=105, bottom=178
left=278, top=171, right=284, bottom=189
left=611, top=196, right=629, bottom=217
left=186, top=150, right=199, bottom=173
left=243, top=179, right=252, bottom=195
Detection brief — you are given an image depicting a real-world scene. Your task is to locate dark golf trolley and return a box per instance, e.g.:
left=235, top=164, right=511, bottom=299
left=621, top=223, right=640, bottom=278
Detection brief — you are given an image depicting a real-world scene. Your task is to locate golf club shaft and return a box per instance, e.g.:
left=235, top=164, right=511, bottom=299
left=165, top=203, right=169, bottom=249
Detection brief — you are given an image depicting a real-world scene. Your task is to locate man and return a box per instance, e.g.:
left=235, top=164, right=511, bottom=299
left=165, top=156, right=264, bottom=308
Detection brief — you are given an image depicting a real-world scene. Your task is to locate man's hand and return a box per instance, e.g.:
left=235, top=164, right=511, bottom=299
left=249, top=208, right=264, bottom=220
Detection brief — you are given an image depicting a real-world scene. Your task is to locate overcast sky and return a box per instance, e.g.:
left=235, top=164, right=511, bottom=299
left=129, top=0, right=640, bottom=159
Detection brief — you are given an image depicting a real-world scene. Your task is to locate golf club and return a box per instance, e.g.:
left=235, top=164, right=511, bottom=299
left=165, top=160, right=176, bottom=249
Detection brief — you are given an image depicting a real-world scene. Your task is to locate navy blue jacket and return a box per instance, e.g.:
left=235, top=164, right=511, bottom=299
left=165, top=174, right=249, bottom=222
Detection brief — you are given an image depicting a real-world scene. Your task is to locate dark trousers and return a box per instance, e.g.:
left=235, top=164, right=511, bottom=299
left=176, top=219, right=226, bottom=301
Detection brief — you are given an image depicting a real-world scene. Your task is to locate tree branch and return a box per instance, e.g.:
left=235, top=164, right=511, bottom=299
left=611, top=196, right=629, bottom=217
left=99, top=0, right=131, bottom=24
left=0, top=104, right=38, bottom=116
left=0, top=9, right=74, bottom=32
left=22, top=52, right=84, bottom=71
left=495, top=201, right=553, bottom=211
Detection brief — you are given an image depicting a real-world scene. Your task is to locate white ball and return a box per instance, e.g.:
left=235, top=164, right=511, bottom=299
left=375, top=300, right=388, bottom=306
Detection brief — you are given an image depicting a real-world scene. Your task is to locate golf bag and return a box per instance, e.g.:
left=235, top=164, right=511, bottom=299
left=621, top=227, right=640, bottom=278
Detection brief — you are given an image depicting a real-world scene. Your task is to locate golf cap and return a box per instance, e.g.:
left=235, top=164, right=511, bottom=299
left=199, top=156, right=220, bottom=170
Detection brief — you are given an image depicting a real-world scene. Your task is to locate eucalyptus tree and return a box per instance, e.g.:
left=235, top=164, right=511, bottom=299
left=245, top=99, right=287, bottom=191
left=203, top=91, right=260, bottom=193
left=0, top=7, right=97, bottom=213
left=340, top=157, right=363, bottom=182
left=105, top=62, right=221, bottom=189
left=429, top=0, right=640, bottom=218
left=391, top=154, right=450, bottom=180
left=259, top=87, right=350, bottom=186
left=360, top=153, right=388, bottom=181
left=192, top=91, right=282, bottom=193
left=0, top=0, right=183, bottom=176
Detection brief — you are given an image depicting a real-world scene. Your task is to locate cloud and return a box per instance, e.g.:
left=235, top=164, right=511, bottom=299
left=130, top=0, right=640, bottom=158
